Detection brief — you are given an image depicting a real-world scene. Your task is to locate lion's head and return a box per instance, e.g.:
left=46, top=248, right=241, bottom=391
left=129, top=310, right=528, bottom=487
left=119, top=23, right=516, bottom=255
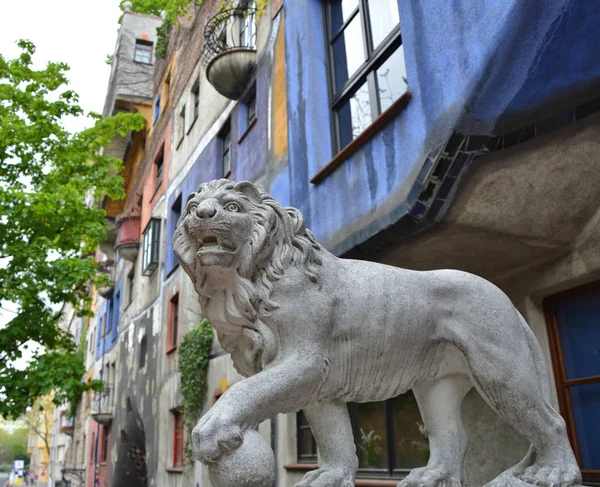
left=172, top=179, right=323, bottom=375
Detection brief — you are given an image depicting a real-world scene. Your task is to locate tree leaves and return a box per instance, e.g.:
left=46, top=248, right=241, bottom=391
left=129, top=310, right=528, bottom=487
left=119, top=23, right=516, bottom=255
left=0, top=41, right=143, bottom=418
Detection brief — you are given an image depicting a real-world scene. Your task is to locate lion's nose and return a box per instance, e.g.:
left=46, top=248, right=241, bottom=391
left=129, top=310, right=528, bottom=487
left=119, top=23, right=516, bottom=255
left=197, top=201, right=217, bottom=219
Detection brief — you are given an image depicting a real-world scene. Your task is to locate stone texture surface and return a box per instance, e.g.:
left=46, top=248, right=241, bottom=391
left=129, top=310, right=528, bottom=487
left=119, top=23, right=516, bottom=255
left=208, top=429, right=275, bottom=487
left=174, top=179, right=583, bottom=487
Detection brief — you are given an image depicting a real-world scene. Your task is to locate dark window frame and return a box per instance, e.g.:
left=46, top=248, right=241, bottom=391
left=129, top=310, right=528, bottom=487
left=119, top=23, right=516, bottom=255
left=544, top=281, right=600, bottom=479
left=167, top=293, right=180, bottom=353
left=191, top=79, right=200, bottom=121
left=325, top=0, right=404, bottom=152
left=219, top=121, right=232, bottom=178
left=297, top=392, right=428, bottom=479
left=134, top=39, right=154, bottom=64
left=139, top=335, right=147, bottom=368
left=142, top=218, right=161, bottom=276
left=100, top=425, right=109, bottom=463
left=128, top=270, right=134, bottom=306
left=168, top=195, right=182, bottom=273
left=247, top=91, right=257, bottom=125
left=154, top=91, right=162, bottom=125
left=154, top=150, right=164, bottom=191
left=296, top=411, right=318, bottom=464
left=172, top=409, right=185, bottom=468
left=178, top=104, right=186, bottom=146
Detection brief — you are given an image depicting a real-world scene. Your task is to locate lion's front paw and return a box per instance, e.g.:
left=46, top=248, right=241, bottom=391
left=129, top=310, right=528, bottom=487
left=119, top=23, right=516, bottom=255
left=191, top=416, right=243, bottom=465
left=295, top=467, right=354, bottom=487
left=519, top=464, right=581, bottom=487
left=399, top=466, right=464, bottom=487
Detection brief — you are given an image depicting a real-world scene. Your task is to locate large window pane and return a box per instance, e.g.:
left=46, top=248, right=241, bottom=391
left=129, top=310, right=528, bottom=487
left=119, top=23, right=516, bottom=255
left=368, top=0, right=400, bottom=48
left=332, top=15, right=365, bottom=92
left=569, top=383, right=600, bottom=470
left=555, top=290, right=600, bottom=379
left=390, top=392, right=429, bottom=469
left=330, top=0, right=359, bottom=35
left=353, top=402, right=388, bottom=469
left=337, top=82, right=372, bottom=148
left=376, top=45, right=408, bottom=113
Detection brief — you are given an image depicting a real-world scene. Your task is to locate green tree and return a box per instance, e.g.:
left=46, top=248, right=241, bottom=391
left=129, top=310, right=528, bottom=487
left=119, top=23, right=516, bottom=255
left=0, top=427, right=29, bottom=466
left=120, top=0, right=269, bottom=23
left=0, top=40, right=144, bottom=418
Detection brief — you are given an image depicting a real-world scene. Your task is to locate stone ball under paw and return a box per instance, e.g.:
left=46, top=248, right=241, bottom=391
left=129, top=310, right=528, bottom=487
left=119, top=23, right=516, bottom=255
left=208, top=429, right=275, bottom=487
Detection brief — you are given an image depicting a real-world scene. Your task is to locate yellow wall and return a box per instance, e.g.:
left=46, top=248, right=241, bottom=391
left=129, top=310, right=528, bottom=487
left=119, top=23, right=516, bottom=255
left=272, top=13, right=289, bottom=163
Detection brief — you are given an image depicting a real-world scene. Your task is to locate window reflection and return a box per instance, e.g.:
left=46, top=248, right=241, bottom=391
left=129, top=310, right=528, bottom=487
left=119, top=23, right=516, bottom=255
left=332, top=15, right=365, bottom=92
left=377, top=46, right=408, bottom=113
left=338, top=82, right=372, bottom=148
left=330, top=0, right=359, bottom=33
left=390, top=392, right=430, bottom=469
left=368, top=0, right=400, bottom=48
left=354, top=401, right=388, bottom=469
left=327, top=0, right=406, bottom=151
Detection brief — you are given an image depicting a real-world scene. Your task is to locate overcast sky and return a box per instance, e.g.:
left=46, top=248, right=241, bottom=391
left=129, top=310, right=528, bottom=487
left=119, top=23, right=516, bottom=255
left=0, top=0, right=123, bottom=131
left=0, top=0, right=125, bottom=363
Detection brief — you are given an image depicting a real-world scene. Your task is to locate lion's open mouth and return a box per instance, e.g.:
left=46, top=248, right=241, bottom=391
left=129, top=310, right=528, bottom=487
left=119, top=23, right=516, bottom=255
left=197, top=234, right=236, bottom=253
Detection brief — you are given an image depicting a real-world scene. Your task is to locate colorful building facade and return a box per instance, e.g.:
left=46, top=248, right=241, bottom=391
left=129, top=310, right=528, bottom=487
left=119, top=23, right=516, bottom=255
left=53, top=1, right=600, bottom=486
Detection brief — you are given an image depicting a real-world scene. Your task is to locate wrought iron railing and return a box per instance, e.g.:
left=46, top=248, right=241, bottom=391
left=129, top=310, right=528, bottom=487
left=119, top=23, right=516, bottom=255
left=200, top=4, right=258, bottom=70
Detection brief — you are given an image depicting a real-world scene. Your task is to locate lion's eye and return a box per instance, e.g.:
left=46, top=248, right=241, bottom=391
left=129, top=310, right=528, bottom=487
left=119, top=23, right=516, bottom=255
left=224, top=202, right=241, bottom=213
left=187, top=202, right=198, bottom=214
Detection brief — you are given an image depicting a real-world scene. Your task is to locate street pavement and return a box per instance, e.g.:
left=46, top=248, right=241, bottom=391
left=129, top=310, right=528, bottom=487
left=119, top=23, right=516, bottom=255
left=0, top=473, right=8, bottom=486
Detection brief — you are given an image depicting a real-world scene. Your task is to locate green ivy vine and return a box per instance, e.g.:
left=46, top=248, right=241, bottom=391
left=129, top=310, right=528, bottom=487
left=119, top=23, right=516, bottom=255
left=178, top=318, right=214, bottom=464
left=155, top=19, right=172, bottom=59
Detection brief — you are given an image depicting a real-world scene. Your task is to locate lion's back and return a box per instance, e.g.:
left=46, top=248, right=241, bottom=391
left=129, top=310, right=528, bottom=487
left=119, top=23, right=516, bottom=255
left=321, top=259, right=520, bottom=400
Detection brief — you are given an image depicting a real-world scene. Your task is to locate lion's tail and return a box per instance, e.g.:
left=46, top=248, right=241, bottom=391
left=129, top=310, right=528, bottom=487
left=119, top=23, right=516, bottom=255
left=517, top=310, right=552, bottom=401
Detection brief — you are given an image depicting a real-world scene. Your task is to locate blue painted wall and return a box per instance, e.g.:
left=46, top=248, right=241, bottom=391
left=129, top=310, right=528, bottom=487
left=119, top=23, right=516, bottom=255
left=96, top=276, right=123, bottom=358
left=280, top=0, right=600, bottom=255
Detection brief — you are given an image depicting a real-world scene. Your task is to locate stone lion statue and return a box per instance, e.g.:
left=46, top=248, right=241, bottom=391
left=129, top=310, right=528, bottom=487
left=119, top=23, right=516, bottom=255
left=173, top=179, right=582, bottom=487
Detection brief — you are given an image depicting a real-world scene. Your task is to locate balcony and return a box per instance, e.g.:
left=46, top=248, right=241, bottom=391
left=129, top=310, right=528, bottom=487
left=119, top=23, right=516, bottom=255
left=116, top=213, right=141, bottom=262
left=91, top=387, right=113, bottom=426
left=201, top=4, right=257, bottom=99
left=97, top=260, right=115, bottom=299
left=59, top=416, right=74, bottom=436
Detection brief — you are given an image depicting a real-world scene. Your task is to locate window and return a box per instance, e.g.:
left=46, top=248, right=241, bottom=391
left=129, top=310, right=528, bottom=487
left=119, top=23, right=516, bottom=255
left=247, top=92, right=257, bottom=125
left=111, top=291, right=120, bottom=341
left=134, top=40, right=153, bottom=64
left=167, top=294, right=179, bottom=352
left=168, top=195, right=182, bottom=272
left=545, top=283, right=600, bottom=475
left=297, top=411, right=317, bottom=463
left=101, top=312, right=108, bottom=338
left=297, top=392, right=427, bottom=477
left=239, top=6, right=256, bottom=48
left=139, top=335, right=147, bottom=368
left=172, top=410, right=184, bottom=468
left=154, top=151, right=164, bottom=190
left=326, top=0, right=407, bottom=151
left=177, top=104, right=186, bottom=146
left=142, top=218, right=161, bottom=276
left=90, top=433, right=95, bottom=465
left=219, top=121, right=232, bottom=178
left=100, top=426, right=109, bottom=463
left=134, top=39, right=153, bottom=64
left=128, top=270, right=134, bottom=306
left=191, top=80, right=200, bottom=121
left=154, top=91, right=161, bottom=125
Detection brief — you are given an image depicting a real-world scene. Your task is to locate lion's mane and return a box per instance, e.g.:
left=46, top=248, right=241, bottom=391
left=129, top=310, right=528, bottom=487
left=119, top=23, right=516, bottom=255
left=173, top=179, right=323, bottom=376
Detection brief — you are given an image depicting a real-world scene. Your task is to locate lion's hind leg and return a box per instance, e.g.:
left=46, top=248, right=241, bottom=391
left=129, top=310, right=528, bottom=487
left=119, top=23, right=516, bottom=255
left=458, top=320, right=581, bottom=487
left=399, top=374, right=472, bottom=487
